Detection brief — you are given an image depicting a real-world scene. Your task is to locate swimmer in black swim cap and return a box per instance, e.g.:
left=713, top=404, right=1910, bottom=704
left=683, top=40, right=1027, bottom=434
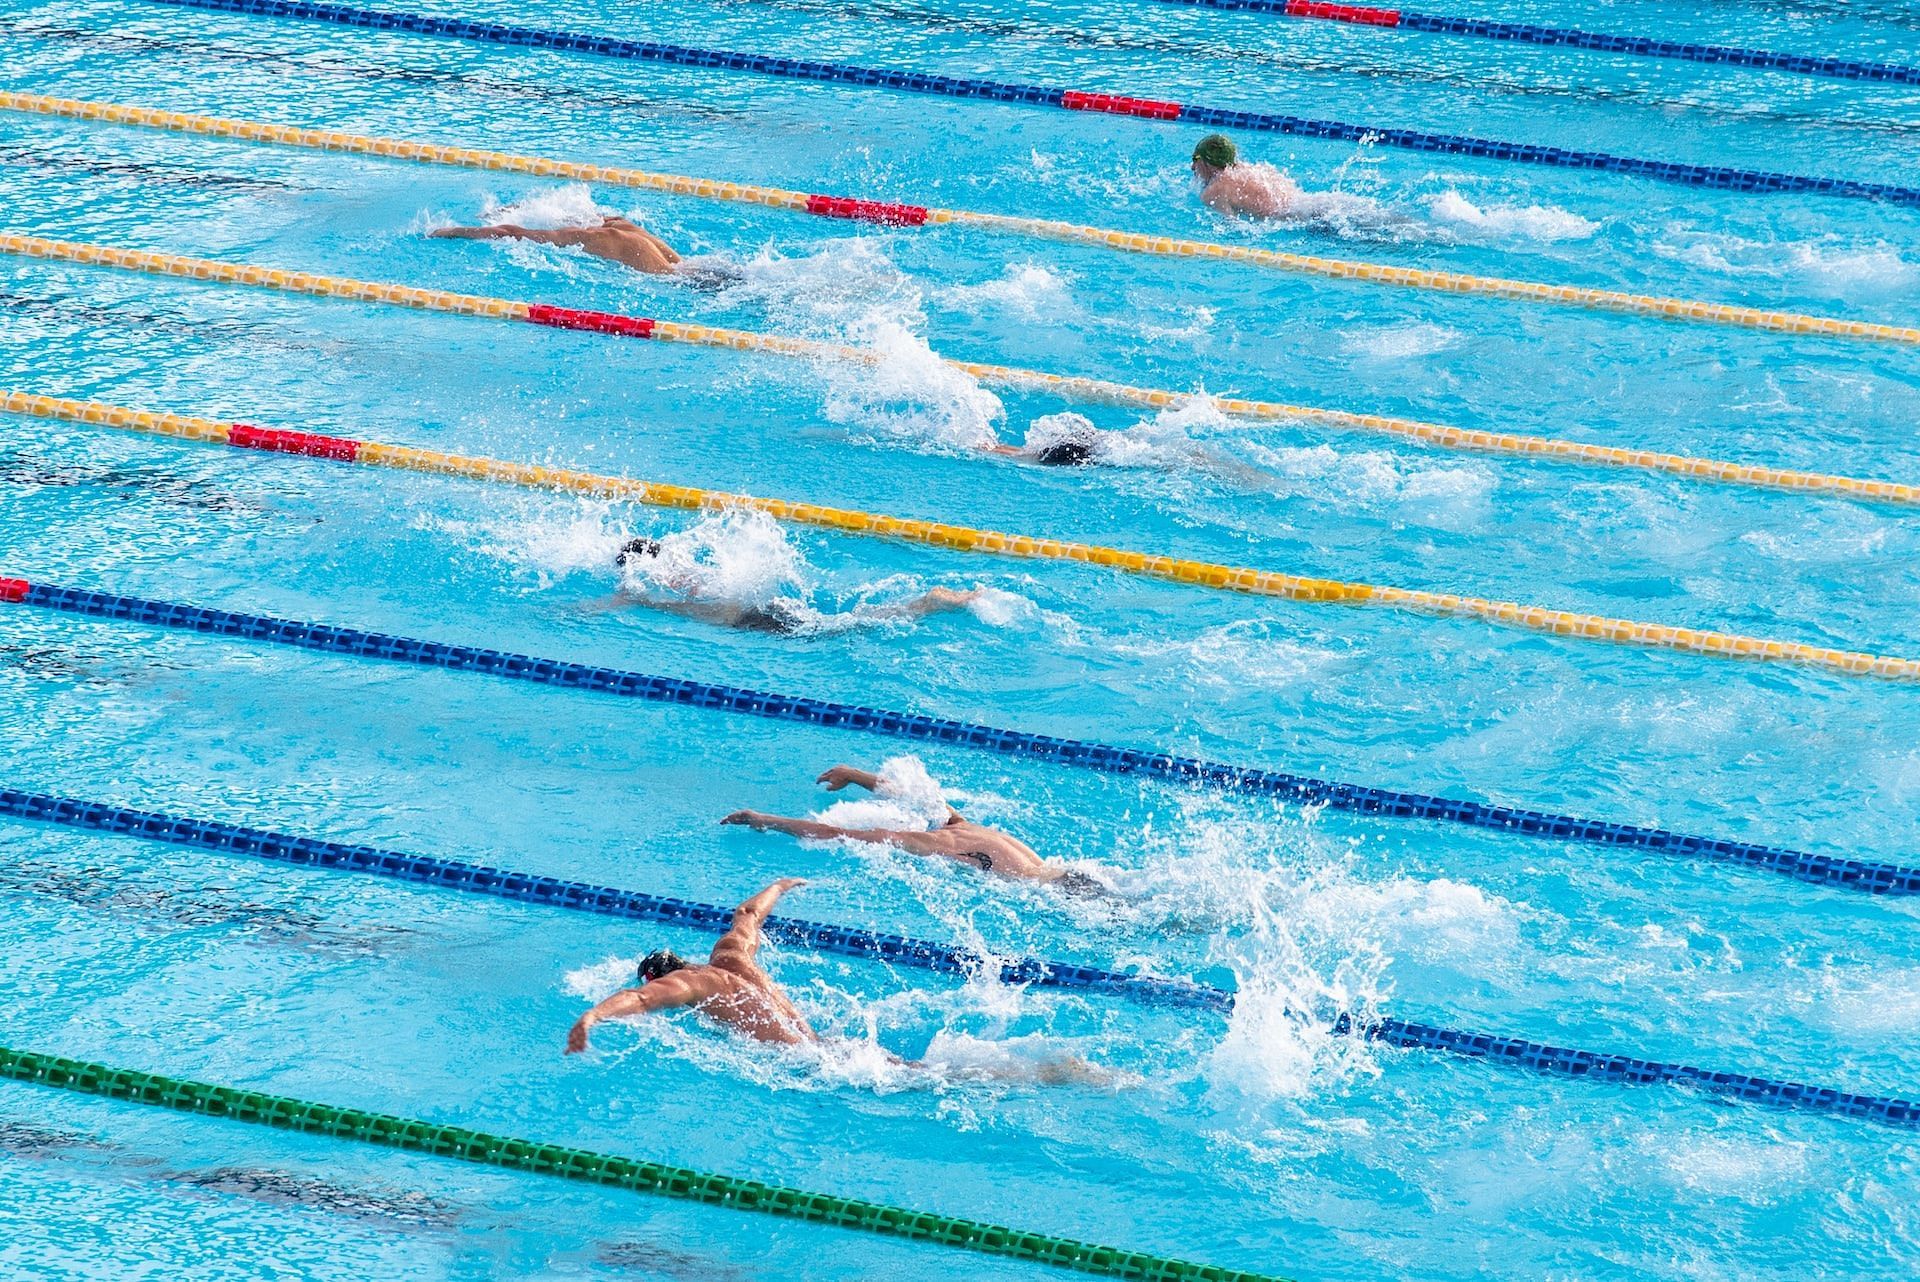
left=568, top=877, right=1121, bottom=1084
left=616, top=537, right=662, bottom=565
left=1034, top=440, right=1094, bottom=467
left=981, top=412, right=1103, bottom=467
left=611, top=536, right=985, bottom=635
left=638, top=949, right=688, bottom=983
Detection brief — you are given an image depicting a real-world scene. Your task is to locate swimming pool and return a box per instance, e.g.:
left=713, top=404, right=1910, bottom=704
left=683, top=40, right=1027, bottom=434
left=1, top=0, right=1917, bottom=1275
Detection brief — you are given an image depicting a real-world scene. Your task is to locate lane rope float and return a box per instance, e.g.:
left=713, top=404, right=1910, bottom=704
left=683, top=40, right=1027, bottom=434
left=0, top=1044, right=1284, bottom=1281
left=1159, top=0, right=1920, bottom=86
left=5, top=234, right=1918, bottom=511
left=3, top=574, right=1915, bottom=898
left=5, top=390, right=1919, bottom=680
left=143, top=0, right=1920, bottom=205
left=6, top=92, right=1919, bottom=348
left=3, top=788, right=1915, bottom=1126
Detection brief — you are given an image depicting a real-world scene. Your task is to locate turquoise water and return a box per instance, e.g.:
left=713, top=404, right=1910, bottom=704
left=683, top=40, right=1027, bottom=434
left=2, top=0, right=1919, bottom=1276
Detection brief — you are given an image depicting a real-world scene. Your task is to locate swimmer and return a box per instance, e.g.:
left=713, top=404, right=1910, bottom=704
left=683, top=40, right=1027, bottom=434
left=614, top=538, right=983, bottom=634
left=980, top=413, right=1101, bottom=467
left=1189, top=133, right=1304, bottom=221
left=721, top=764, right=1113, bottom=897
left=568, top=878, right=816, bottom=1051
left=565, top=877, right=1117, bottom=1084
left=1189, top=134, right=1410, bottom=232
left=432, top=215, right=740, bottom=284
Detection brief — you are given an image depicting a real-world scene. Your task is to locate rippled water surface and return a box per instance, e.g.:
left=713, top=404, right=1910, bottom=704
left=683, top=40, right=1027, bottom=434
left=1, top=0, right=1918, bottom=1277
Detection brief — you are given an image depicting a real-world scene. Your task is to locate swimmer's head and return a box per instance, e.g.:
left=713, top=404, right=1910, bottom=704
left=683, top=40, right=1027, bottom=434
left=1035, top=440, right=1094, bottom=467
left=638, top=950, right=688, bottom=984
left=1191, top=133, right=1238, bottom=181
left=616, top=537, right=662, bottom=566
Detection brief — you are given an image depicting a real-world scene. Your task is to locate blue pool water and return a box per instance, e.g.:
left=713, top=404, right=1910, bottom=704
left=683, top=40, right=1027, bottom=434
left=1, top=0, right=1918, bottom=1276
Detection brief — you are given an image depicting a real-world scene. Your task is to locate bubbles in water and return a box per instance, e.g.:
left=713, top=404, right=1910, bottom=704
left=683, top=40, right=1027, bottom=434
left=1338, top=321, right=1466, bottom=360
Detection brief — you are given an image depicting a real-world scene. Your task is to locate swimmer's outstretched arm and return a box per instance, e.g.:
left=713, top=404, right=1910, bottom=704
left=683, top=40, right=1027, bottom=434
left=721, top=810, right=904, bottom=844
left=714, top=877, right=806, bottom=966
left=817, top=765, right=965, bottom=820
left=565, top=980, right=687, bottom=1053
left=431, top=223, right=596, bottom=248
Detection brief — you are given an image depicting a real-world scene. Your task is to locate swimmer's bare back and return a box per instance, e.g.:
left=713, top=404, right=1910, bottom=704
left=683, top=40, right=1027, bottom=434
left=432, top=216, right=683, bottom=274
left=566, top=878, right=814, bottom=1052
left=1200, top=167, right=1300, bottom=221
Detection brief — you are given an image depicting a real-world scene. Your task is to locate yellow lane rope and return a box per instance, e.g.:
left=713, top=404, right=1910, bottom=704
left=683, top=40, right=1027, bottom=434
left=4, top=90, right=1918, bottom=347
left=4, top=232, right=1914, bottom=507
left=5, top=388, right=1915, bottom=681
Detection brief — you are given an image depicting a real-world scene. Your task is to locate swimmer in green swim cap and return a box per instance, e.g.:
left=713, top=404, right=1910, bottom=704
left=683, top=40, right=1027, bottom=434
left=1189, top=133, right=1306, bottom=220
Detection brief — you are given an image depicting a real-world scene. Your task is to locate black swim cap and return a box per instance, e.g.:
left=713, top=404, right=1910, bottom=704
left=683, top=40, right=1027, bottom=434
left=616, top=537, right=662, bottom=565
left=1036, top=440, right=1094, bottom=467
left=638, top=950, right=687, bottom=983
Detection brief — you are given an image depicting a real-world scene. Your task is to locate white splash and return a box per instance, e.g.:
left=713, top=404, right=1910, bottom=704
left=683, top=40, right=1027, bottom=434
left=1652, top=228, right=1917, bottom=293
left=418, top=501, right=630, bottom=588
left=816, top=755, right=953, bottom=831
left=1339, top=321, right=1466, bottom=360
left=617, top=507, right=812, bottom=604
left=937, top=263, right=1078, bottom=322
left=478, top=182, right=611, bottom=229
left=1426, top=190, right=1600, bottom=242
left=819, top=317, right=1006, bottom=450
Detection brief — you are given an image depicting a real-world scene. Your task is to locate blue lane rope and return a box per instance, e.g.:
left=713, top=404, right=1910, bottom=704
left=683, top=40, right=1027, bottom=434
left=4, top=785, right=1914, bottom=1128
left=0, top=787, right=1220, bottom=1009
left=8, top=579, right=1919, bottom=899
left=143, top=0, right=1920, bottom=206
left=1160, top=0, right=1920, bottom=87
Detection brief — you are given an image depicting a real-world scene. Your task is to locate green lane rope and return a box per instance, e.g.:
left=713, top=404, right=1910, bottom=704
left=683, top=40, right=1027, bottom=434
left=0, top=1045, right=1286, bottom=1282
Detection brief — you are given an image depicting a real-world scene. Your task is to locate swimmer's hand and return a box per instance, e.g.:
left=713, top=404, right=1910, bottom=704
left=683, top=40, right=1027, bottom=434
left=564, top=1016, right=594, bottom=1055
left=816, top=765, right=881, bottom=792
left=720, top=810, right=769, bottom=828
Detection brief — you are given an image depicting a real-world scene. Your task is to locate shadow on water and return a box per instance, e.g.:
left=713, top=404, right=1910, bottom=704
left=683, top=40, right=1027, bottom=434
left=0, top=856, right=418, bottom=957
left=718, top=0, right=1920, bottom=141
left=0, top=142, right=309, bottom=193
left=0, top=288, right=317, bottom=358
left=0, top=19, right=754, bottom=123
left=0, top=448, right=259, bottom=514
left=0, top=1112, right=751, bottom=1273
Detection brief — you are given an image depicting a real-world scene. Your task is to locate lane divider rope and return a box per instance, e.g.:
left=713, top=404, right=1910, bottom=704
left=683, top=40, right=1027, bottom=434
left=5, top=390, right=1918, bottom=680
left=4, top=789, right=1914, bottom=1126
left=143, top=0, right=1920, bottom=206
left=0, top=787, right=1222, bottom=1010
left=1160, top=0, right=1920, bottom=86
left=3, top=575, right=1915, bottom=898
left=7, top=92, right=1917, bottom=347
left=0, top=1045, right=1284, bottom=1281
left=6, top=234, right=1917, bottom=510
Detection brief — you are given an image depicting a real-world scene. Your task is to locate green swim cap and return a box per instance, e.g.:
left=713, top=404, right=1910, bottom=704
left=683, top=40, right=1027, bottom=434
left=1192, top=134, right=1238, bottom=169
